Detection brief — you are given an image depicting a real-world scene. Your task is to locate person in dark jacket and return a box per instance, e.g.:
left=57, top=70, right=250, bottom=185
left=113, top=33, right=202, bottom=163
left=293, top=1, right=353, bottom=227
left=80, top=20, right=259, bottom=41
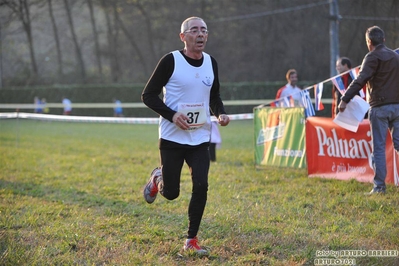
left=338, top=26, right=399, bottom=195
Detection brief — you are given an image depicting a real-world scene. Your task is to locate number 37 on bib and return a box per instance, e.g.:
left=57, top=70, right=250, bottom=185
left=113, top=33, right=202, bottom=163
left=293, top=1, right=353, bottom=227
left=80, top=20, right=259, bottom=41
left=178, top=102, right=207, bottom=131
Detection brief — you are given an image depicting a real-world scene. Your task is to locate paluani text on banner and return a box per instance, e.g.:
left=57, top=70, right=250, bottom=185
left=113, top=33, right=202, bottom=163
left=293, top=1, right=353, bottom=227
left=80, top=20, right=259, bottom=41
left=306, top=117, right=397, bottom=185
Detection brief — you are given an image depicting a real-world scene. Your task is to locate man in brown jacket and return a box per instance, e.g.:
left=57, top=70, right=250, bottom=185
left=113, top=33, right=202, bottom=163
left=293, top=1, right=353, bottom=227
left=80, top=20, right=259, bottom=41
left=339, top=26, right=399, bottom=195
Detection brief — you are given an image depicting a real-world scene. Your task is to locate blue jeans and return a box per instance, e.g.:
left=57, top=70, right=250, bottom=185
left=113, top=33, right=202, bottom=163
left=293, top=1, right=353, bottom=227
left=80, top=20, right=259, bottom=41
left=369, top=104, right=399, bottom=190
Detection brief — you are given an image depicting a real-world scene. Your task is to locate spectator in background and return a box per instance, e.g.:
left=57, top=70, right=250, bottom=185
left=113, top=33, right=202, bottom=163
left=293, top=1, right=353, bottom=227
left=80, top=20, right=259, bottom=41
left=332, top=57, right=367, bottom=118
left=113, top=98, right=123, bottom=117
left=41, top=98, right=49, bottom=114
left=338, top=26, right=399, bottom=195
left=34, top=96, right=43, bottom=113
left=332, top=57, right=352, bottom=118
left=275, top=69, right=302, bottom=107
left=62, top=97, right=72, bottom=115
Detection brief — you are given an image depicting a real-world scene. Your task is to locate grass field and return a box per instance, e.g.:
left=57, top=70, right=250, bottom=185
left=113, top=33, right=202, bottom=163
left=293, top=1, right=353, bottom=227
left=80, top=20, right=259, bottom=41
left=1, top=118, right=398, bottom=265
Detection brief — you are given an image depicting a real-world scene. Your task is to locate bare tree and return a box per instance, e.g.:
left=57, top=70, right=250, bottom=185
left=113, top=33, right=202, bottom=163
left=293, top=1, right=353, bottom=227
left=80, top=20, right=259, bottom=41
left=47, top=0, right=63, bottom=80
left=1, top=0, right=399, bottom=86
left=134, top=2, right=157, bottom=64
left=87, top=0, right=103, bottom=81
left=101, top=0, right=120, bottom=82
left=116, top=7, right=149, bottom=78
left=63, top=0, right=86, bottom=83
left=4, top=0, right=38, bottom=80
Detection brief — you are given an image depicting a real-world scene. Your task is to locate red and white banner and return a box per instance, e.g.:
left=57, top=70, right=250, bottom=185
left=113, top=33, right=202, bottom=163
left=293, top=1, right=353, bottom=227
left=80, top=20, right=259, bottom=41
left=306, top=117, right=398, bottom=185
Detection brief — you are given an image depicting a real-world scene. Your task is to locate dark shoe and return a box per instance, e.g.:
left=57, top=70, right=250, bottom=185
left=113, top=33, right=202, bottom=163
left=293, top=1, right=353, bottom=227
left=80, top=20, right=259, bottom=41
left=365, top=188, right=386, bottom=195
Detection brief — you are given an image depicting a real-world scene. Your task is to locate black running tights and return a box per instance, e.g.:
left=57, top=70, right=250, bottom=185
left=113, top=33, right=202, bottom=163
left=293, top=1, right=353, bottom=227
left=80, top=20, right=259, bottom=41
left=159, top=139, right=210, bottom=239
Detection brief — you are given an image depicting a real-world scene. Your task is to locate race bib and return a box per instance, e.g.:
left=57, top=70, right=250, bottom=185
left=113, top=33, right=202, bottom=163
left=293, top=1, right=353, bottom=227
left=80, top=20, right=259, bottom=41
left=178, top=102, right=207, bottom=130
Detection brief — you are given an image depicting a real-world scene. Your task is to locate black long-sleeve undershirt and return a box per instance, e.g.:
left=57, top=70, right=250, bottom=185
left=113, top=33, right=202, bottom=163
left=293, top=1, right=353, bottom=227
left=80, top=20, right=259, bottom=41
left=141, top=50, right=227, bottom=123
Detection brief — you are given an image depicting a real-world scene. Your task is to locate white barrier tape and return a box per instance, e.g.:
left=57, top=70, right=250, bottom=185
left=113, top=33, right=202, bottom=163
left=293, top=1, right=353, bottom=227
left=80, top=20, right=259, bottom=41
left=0, top=99, right=336, bottom=110
left=0, top=112, right=253, bottom=124
left=0, top=100, right=274, bottom=110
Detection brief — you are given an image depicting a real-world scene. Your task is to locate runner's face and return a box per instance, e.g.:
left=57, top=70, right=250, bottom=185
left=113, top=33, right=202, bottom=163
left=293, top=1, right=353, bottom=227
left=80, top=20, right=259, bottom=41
left=181, top=19, right=208, bottom=53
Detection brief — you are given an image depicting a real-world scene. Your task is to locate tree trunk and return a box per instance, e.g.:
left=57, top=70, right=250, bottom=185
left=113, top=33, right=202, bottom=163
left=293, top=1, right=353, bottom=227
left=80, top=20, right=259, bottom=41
left=21, top=0, right=38, bottom=80
left=5, top=0, right=39, bottom=81
left=102, top=0, right=120, bottom=82
left=116, top=6, right=149, bottom=78
left=47, top=0, right=64, bottom=80
left=87, top=0, right=103, bottom=81
left=63, top=0, right=86, bottom=83
left=135, top=2, right=157, bottom=65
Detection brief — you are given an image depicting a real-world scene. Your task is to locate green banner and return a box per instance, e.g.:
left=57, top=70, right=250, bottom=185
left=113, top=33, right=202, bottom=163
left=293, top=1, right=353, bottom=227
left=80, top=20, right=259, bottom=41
left=254, top=107, right=306, bottom=168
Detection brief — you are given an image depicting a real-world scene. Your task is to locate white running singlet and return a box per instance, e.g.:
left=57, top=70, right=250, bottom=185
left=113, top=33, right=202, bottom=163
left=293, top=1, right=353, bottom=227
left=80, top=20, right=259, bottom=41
left=159, top=51, right=214, bottom=145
